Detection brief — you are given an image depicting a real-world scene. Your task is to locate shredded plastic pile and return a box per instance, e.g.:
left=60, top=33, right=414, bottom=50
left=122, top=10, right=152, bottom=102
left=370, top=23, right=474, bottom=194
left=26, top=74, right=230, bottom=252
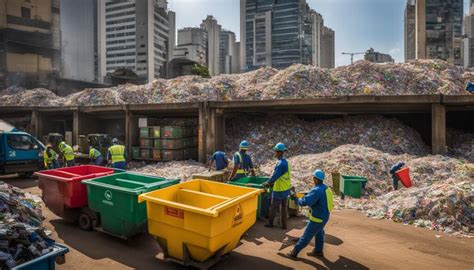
left=225, top=115, right=430, bottom=165
left=0, top=182, right=56, bottom=268
left=447, top=128, right=474, bottom=162
left=131, top=160, right=207, bottom=181
left=0, top=59, right=471, bottom=107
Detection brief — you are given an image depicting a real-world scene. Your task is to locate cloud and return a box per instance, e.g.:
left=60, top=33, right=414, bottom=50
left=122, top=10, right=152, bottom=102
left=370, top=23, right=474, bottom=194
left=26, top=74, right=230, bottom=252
left=389, top=48, right=401, bottom=55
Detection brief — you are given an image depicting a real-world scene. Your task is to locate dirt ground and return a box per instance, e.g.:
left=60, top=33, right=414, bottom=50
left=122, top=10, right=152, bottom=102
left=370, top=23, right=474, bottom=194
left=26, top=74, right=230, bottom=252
left=3, top=176, right=473, bottom=270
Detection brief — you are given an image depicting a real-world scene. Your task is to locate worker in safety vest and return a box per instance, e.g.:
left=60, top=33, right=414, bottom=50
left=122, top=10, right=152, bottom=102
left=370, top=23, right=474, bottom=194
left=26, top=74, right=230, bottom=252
left=389, top=161, right=405, bottom=190
left=227, top=140, right=255, bottom=181
left=208, top=151, right=228, bottom=171
left=263, top=143, right=291, bottom=229
left=107, top=138, right=126, bottom=169
left=285, top=169, right=333, bottom=259
left=43, top=144, right=59, bottom=169
left=58, top=141, right=75, bottom=167
left=89, top=146, right=103, bottom=166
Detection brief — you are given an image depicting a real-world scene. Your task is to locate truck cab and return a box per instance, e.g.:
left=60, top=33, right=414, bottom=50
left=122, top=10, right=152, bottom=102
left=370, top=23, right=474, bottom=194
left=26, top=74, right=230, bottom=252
left=0, top=131, right=45, bottom=176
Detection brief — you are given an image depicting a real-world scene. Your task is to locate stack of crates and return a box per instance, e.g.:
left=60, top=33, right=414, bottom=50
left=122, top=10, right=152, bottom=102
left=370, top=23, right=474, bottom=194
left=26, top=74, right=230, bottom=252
left=132, top=121, right=198, bottom=161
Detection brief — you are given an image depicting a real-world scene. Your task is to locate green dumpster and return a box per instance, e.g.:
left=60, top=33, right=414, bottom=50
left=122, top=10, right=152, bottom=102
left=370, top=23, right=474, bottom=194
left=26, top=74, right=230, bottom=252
left=339, top=175, right=367, bottom=199
left=228, top=176, right=270, bottom=219
left=82, top=172, right=179, bottom=238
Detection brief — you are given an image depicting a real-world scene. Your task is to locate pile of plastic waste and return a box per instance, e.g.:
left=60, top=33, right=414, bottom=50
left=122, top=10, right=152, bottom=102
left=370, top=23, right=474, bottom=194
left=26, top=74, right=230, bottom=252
left=131, top=160, right=207, bottom=181
left=225, top=115, right=430, bottom=165
left=447, top=128, right=474, bottom=162
left=0, top=59, right=471, bottom=107
left=0, top=182, right=56, bottom=268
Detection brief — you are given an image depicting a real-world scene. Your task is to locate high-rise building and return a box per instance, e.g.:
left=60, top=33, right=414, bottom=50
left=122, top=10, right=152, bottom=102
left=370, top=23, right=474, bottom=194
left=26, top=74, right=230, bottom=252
left=98, top=0, right=175, bottom=83
left=174, top=27, right=207, bottom=66
left=232, top=42, right=241, bottom=74
left=219, top=30, right=237, bottom=74
left=321, top=26, right=335, bottom=68
left=364, top=48, right=394, bottom=63
left=0, top=0, right=61, bottom=89
left=240, top=0, right=334, bottom=70
left=404, top=0, right=416, bottom=61
left=410, top=0, right=463, bottom=65
left=200, top=16, right=221, bottom=76
left=61, top=0, right=98, bottom=83
left=462, top=2, right=474, bottom=67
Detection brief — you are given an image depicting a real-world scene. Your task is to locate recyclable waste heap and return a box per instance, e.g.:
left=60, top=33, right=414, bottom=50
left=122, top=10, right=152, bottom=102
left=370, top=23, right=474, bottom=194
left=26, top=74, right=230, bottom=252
left=0, top=59, right=472, bottom=107
left=0, top=182, right=56, bottom=269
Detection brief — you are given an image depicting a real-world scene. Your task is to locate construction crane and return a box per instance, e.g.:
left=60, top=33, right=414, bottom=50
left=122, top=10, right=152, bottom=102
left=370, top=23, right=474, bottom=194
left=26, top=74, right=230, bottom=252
left=342, top=52, right=365, bottom=65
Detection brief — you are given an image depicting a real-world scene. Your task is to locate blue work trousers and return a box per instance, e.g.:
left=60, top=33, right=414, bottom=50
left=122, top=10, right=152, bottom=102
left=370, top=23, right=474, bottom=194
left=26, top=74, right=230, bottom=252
left=65, top=160, right=75, bottom=167
left=94, top=156, right=104, bottom=166
left=112, top=161, right=126, bottom=170
left=294, top=220, right=327, bottom=255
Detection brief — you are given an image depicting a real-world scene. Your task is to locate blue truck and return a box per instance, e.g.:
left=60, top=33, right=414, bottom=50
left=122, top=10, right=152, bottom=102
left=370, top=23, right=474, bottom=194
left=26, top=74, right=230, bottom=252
left=0, top=120, right=45, bottom=177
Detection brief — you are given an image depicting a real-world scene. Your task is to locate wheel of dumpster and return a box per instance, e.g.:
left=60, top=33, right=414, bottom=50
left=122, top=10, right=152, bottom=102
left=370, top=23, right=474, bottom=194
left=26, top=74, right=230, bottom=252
left=79, top=209, right=94, bottom=231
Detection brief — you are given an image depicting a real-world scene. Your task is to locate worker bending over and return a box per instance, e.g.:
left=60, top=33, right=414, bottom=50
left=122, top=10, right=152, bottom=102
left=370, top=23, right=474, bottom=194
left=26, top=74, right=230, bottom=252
left=208, top=151, right=228, bottom=171
left=286, top=169, right=333, bottom=259
left=228, top=140, right=255, bottom=181
left=89, top=146, right=103, bottom=166
left=390, top=161, right=405, bottom=190
left=108, top=138, right=126, bottom=169
left=58, top=141, right=75, bottom=167
left=264, top=143, right=291, bottom=229
left=43, top=144, right=59, bottom=169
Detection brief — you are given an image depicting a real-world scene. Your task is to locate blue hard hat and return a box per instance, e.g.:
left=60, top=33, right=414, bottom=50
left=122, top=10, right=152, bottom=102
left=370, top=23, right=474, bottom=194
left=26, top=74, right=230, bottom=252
left=273, top=143, right=287, bottom=152
left=112, top=138, right=118, bottom=144
left=313, top=169, right=325, bottom=181
left=239, top=140, right=249, bottom=149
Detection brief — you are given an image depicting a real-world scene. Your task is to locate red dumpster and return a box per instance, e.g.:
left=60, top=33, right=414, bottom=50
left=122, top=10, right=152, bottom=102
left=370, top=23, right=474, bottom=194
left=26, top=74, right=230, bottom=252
left=35, top=165, right=115, bottom=219
left=395, top=167, right=412, bottom=188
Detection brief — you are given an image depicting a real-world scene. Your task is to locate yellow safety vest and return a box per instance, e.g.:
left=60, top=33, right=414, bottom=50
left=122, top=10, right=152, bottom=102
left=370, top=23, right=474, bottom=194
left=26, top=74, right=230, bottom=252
left=273, top=162, right=292, bottom=192
left=235, top=152, right=246, bottom=174
left=60, top=145, right=74, bottom=161
left=43, top=149, right=56, bottom=167
left=308, top=187, right=334, bottom=223
left=109, top=145, right=125, bottom=163
left=89, top=148, right=101, bottom=159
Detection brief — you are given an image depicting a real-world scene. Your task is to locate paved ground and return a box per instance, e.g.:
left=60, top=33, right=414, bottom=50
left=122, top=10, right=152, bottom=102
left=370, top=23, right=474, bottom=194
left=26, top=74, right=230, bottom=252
left=3, top=176, right=474, bottom=270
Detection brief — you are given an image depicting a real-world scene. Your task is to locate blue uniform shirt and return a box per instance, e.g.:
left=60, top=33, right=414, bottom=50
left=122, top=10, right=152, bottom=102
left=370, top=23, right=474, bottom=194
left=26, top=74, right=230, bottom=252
left=297, top=184, right=330, bottom=224
left=232, top=151, right=254, bottom=172
left=269, top=158, right=291, bottom=200
left=390, top=162, right=405, bottom=176
left=211, top=151, right=228, bottom=170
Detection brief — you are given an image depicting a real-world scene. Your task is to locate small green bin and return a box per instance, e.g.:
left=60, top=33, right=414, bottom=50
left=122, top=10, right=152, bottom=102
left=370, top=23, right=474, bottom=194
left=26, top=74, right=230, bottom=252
left=153, top=139, right=162, bottom=149
left=228, top=176, right=270, bottom=219
left=82, top=172, right=179, bottom=238
left=132, top=147, right=140, bottom=159
left=162, top=126, right=184, bottom=138
left=339, top=175, right=367, bottom=199
left=150, top=126, right=161, bottom=138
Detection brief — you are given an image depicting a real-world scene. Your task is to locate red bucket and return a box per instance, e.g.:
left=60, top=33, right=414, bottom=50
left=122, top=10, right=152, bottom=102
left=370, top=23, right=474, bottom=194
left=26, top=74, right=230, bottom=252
left=395, top=167, right=412, bottom=188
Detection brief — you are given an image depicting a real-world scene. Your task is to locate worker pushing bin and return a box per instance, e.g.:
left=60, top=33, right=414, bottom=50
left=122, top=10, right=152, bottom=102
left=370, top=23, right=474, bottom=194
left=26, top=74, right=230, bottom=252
left=83, top=172, right=179, bottom=239
left=35, top=165, right=116, bottom=222
left=138, top=179, right=262, bottom=268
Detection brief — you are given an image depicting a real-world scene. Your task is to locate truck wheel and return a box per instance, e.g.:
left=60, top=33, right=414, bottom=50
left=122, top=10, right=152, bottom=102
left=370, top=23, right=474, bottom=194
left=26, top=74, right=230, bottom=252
left=79, top=211, right=93, bottom=231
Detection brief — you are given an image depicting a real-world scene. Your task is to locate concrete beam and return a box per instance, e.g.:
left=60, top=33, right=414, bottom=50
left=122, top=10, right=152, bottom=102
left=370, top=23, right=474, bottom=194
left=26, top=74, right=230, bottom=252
left=205, top=108, right=225, bottom=158
left=431, top=104, right=446, bottom=155
left=73, top=110, right=79, bottom=145
left=198, top=102, right=208, bottom=163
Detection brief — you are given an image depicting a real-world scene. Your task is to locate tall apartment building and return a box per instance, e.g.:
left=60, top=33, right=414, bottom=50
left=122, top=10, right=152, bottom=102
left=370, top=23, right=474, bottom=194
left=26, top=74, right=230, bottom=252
left=408, top=0, right=463, bottom=65
left=61, top=0, right=98, bottom=83
left=321, top=26, right=335, bottom=68
left=174, top=27, right=207, bottom=66
left=0, top=0, right=61, bottom=89
left=98, top=0, right=175, bottom=83
left=219, top=30, right=237, bottom=74
left=240, top=0, right=335, bottom=70
left=462, top=2, right=474, bottom=67
left=200, top=16, right=221, bottom=76
left=364, top=48, right=394, bottom=63
left=404, top=0, right=416, bottom=61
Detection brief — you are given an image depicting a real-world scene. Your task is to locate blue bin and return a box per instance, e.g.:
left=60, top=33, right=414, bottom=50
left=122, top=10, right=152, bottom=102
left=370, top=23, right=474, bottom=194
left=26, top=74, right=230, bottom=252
left=13, top=244, right=69, bottom=270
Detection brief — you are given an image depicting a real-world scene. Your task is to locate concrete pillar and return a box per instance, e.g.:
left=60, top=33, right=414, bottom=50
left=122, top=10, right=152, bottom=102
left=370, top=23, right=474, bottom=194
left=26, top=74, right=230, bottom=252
left=31, top=109, right=38, bottom=138
left=73, top=110, right=79, bottom=145
left=431, top=104, right=446, bottom=155
left=125, top=108, right=135, bottom=160
left=198, top=102, right=208, bottom=163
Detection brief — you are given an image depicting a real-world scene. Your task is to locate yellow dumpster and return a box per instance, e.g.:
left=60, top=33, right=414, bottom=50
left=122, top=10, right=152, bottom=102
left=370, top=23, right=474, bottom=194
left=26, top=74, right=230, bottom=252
left=138, top=179, right=262, bottom=266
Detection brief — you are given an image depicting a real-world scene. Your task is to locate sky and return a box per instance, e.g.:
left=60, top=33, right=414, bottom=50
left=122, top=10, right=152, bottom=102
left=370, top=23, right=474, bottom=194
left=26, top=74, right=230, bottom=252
left=169, top=0, right=471, bottom=67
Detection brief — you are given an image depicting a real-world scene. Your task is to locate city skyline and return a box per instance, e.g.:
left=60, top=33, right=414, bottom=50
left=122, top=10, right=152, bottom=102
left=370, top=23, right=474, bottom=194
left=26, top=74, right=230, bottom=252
left=170, top=0, right=473, bottom=67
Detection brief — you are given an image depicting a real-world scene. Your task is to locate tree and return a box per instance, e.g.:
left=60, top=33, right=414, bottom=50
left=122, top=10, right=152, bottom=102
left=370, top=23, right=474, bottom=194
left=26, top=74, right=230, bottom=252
left=191, top=64, right=210, bottom=78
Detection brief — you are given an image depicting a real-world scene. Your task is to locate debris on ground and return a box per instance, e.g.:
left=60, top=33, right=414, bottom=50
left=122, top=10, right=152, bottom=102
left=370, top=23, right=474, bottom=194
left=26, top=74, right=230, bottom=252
left=131, top=160, right=207, bottom=181
left=225, top=115, right=430, bottom=165
left=0, top=60, right=471, bottom=107
left=0, top=182, right=56, bottom=268
left=447, top=128, right=474, bottom=162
